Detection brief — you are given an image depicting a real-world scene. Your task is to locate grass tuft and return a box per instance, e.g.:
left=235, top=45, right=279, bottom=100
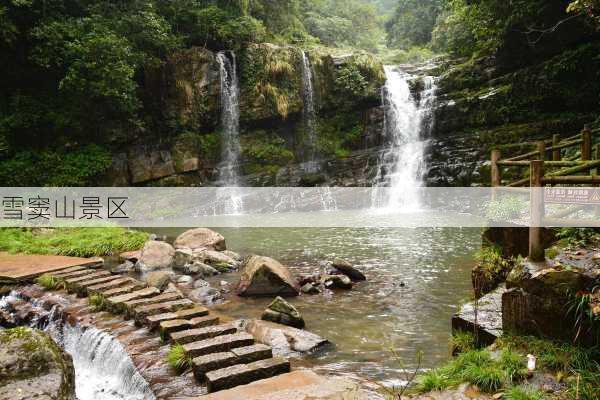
left=416, top=369, right=454, bottom=392
left=88, top=293, right=106, bottom=312
left=450, top=331, right=476, bottom=354
left=167, top=344, right=191, bottom=373
left=462, top=364, right=504, bottom=392
left=35, top=274, right=61, bottom=290
left=504, top=386, right=546, bottom=400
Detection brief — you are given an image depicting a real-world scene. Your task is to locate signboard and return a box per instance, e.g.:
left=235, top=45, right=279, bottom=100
left=544, top=188, right=600, bottom=204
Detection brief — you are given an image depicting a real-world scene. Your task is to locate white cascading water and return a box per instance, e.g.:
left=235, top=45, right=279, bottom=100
left=216, top=51, right=243, bottom=214
left=301, top=51, right=318, bottom=172
left=0, top=293, right=154, bottom=400
left=372, top=66, right=437, bottom=211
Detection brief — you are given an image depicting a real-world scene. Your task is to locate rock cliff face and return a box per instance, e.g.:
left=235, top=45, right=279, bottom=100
left=103, top=44, right=386, bottom=187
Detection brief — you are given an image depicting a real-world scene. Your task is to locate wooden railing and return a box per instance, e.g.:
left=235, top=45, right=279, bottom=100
left=489, top=125, right=600, bottom=261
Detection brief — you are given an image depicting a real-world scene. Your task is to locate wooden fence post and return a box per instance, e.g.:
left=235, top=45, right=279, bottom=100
left=537, top=141, right=546, bottom=161
left=491, top=149, right=501, bottom=187
left=552, top=134, right=561, bottom=161
left=529, top=160, right=545, bottom=262
left=581, top=125, right=592, bottom=161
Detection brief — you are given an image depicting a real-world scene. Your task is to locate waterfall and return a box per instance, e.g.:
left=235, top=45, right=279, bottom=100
left=0, top=293, right=155, bottom=400
left=372, top=66, right=437, bottom=211
left=216, top=51, right=243, bottom=214
left=301, top=51, right=318, bottom=172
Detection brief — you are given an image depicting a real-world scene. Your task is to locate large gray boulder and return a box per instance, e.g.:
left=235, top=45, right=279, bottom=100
left=174, top=228, right=226, bottom=251
left=331, top=258, right=366, bottom=281
left=0, top=327, right=75, bottom=400
left=136, top=240, right=175, bottom=272
left=237, top=256, right=300, bottom=297
left=242, top=319, right=329, bottom=354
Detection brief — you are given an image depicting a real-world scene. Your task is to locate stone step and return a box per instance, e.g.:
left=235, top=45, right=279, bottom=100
left=190, top=315, right=220, bottom=329
left=192, top=344, right=272, bottom=381
left=183, top=333, right=254, bottom=359
left=133, top=299, right=195, bottom=325
left=146, top=306, right=210, bottom=330
left=53, top=268, right=99, bottom=280
left=64, top=270, right=110, bottom=285
left=206, top=357, right=290, bottom=392
left=101, top=283, right=146, bottom=298
left=157, top=315, right=220, bottom=339
left=105, top=287, right=161, bottom=314
left=122, top=292, right=184, bottom=318
left=71, top=275, right=124, bottom=297
left=169, top=324, right=237, bottom=345
left=50, top=266, right=89, bottom=278
left=87, top=278, right=145, bottom=296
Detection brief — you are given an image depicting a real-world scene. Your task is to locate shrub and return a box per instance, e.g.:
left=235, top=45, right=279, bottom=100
left=35, top=274, right=61, bottom=290
left=167, top=344, right=191, bottom=372
left=450, top=331, right=476, bottom=354
left=88, top=294, right=106, bottom=312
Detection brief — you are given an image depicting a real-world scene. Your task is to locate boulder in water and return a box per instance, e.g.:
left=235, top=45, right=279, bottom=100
left=321, top=274, right=353, bottom=290
left=222, top=250, right=242, bottom=261
left=332, top=258, right=366, bottom=281
left=144, top=271, right=172, bottom=291
left=261, top=296, right=305, bottom=328
left=242, top=319, right=330, bottom=354
left=174, top=228, right=226, bottom=251
left=301, top=282, right=321, bottom=294
left=0, top=327, right=75, bottom=400
left=189, top=286, right=223, bottom=306
left=136, top=240, right=175, bottom=272
left=111, top=260, right=135, bottom=274
left=237, top=255, right=300, bottom=297
left=174, top=248, right=194, bottom=267
left=195, top=250, right=237, bottom=268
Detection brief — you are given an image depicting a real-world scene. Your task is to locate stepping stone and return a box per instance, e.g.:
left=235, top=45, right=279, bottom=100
left=171, top=324, right=237, bottom=345
left=101, top=283, right=147, bottom=298
left=133, top=299, right=195, bottom=324
left=121, top=291, right=183, bottom=317
left=53, top=269, right=97, bottom=280
left=105, top=287, right=161, bottom=313
left=193, top=352, right=239, bottom=381
left=145, top=306, right=210, bottom=330
left=64, top=271, right=111, bottom=292
left=50, top=266, right=89, bottom=278
left=72, top=275, right=124, bottom=296
left=159, top=319, right=192, bottom=340
left=205, top=357, right=290, bottom=392
left=183, top=333, right=254, bottom=358
left=232, top=344, right=272, bottom=364
left=189, top=315, right=220, bottom=329
left=87, top=277, right=144, bottom=296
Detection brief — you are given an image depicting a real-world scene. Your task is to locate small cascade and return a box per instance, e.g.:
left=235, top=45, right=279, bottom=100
left=216, top=51, right=243, bottom=214
left=301, top=51, right=318, bottom=172
left=0, top=292, right=155, bottom=400
left=372, top=66, right=437, bottom=211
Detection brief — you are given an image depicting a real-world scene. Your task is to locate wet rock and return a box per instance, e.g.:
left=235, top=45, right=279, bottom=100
left=331, top=258, right=366, bottom=281
left=190, top=286, right=224, bottom=306
left=111, top=260, right=135, bottom=274
left=177, top=275, right=194, bottom=287
left=222, top=250, right=242, bottom=262
left=261, top=296, right=305, bottom=328
left=176, top=261, right=219, bottom=277
left=301, top=283, right=321, bottom=294
left=136, top=240, right=175, bottom=272
left=195, top=250, right=237, bottom=269
left=0, top=327, right=75, bottom=400
left=144, top=271, right=172, bottom=291
left=174, top=248, right=194, bottom=267
left=174, top=228, right=226, bottom=251
left=193, top=279, right=211, bottom=289
left=242, top=319, right=330, bottom=354
left=321, top=274, right=353, bottom=290
left=119, top=250, right=141, bottom=263
left=237, top=255, right=300, bottom=297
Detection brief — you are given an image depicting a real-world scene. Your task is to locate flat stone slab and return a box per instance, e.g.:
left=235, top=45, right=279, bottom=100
left=105, top=287, right=161, bottom=313
left=50, top=267, right=91, bottom=278
left=0, top=252, right=102, bottom=281
left=64, top=270, right=110, bottom=285
left=206, top=357, right=290, bottom=392
left=101, top=283, right=146, bottom=298
left=199, top=370, right=363, bottom=400
left=133, top=299, right=194, bottom=324
left=192, top=344, right=273, bottom=382
left=452, top=284, right=506, bottom=346
left=87, top=277, right=144, bottom=296
left=159, top=319, right=192, bottom=339
left=171, top=324, right=237, bottom=345
left=189, top=315, right=220, bottom=329
left=183, top=333, right=254, bottom=358
left=146, top=306, right=210, bottom=330
left=121, top=291, right=183, bottom=317
left=232, top=344, right=272, bottom=364
left=70, top=275, right=123, bottom=296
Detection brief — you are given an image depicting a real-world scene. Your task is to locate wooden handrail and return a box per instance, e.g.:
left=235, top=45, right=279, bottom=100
left=542, top=175, right=600, bottom=184
left=497, top=160, right=588, bottom=167
left=546, top=160, right=600, bottom=177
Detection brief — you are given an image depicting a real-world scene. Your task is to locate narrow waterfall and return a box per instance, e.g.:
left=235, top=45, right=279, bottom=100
left=216, top=51, right=243, bottom=214
left=1, top=292, right=155, bottom=400
left=372, top=66, right=437, bottom=211
left=301, top=51, right=318, bottom=172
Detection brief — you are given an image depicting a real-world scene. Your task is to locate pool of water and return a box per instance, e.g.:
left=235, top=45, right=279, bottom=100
left=151, top=226, right=481, bottom=387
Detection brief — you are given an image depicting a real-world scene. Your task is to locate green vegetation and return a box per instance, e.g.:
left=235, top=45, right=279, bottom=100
left=0, top=228, right=148, bottom=257
left=167, top=344, right=191, bottom=372
left=35, top=274, right=62, bottom=291
left=88, top=293, right=106, bottom=312
left=414, top=335, right=599, bottom=399
left=449, top=331, right=476, bottom=355
left=557, top=228, right=600, bottom=247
